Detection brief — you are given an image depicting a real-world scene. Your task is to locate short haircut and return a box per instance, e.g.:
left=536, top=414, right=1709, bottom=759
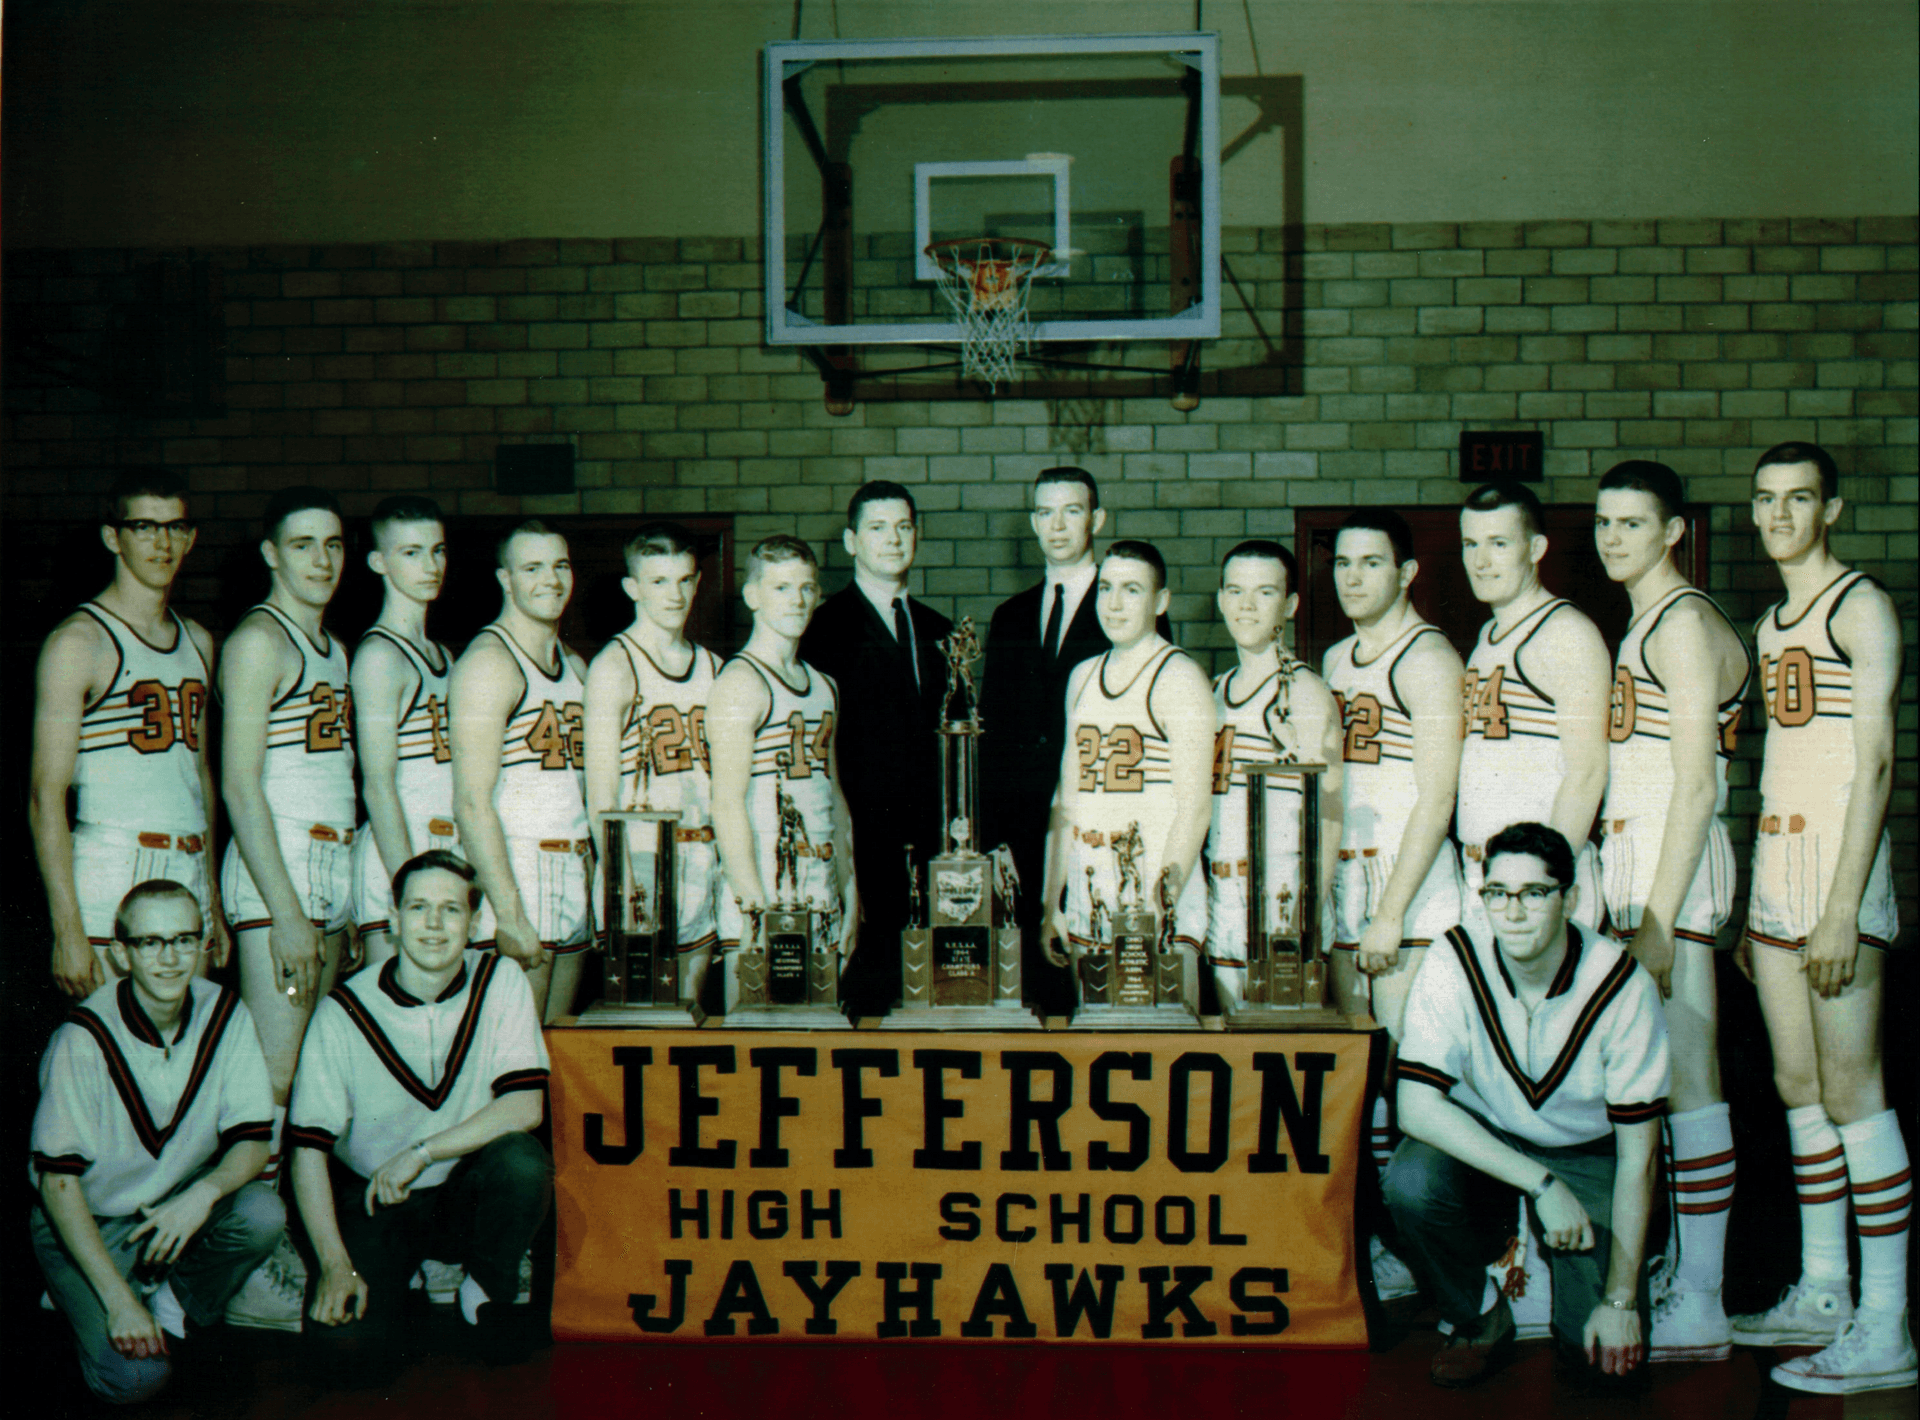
left=1035, top=465, right=1101, bottom=510
left=1598, top=460, right=1685, bottom=524
left=1336, top=509, right=1414, bottom=567
left=1101, top=539, right=1167, bottom=593
left=1482, top=821, right=1575, bottom=889
left=113, top=879, right=203, bottom=943
left=108, top=467, right=191, bottom=524
left=1463, top=480, right=1546, bottom=539
left=263, top=485, right=342, bottom=543
left=1754, top=440, right=1839, bottom=501
left=847, top=480, right=917, bottom=529
left=746, top=533, right=819, bottom=584
left=1220, top=538, right=1299, bottom=594
left=391, top=849, right=483, bottom=911
left=496, top=517, right=565, bottom=570
left=370, top=495, right=445, bottom=546
left=624, top=521, right=701, bottom=570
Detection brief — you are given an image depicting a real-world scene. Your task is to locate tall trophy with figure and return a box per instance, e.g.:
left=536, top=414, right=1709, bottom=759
left=1068, top=826, right=1201, bottom=1030
left=729, top=757, right=851, bottom=1028
left=885, top=616, right=1038, bottom=1028
left=585, top=707, right=703, bottom=1026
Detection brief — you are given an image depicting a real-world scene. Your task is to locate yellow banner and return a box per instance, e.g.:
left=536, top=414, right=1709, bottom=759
left=550, top=1028, right=1378, bottom=1346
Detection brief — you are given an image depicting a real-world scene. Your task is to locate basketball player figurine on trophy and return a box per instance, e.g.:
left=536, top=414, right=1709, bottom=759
left=725, top=757, right=849, bottom=1027
left=889, top=617, right=1038, bottom=1028
left=1068, top=823, right=1201, bottom=1029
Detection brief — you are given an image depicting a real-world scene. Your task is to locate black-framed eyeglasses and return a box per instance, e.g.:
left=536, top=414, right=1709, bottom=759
left=1477, top=884, right=1564, bottom=912
left=116, top=519, right=196, bottom=541
left=120, top=932, right=205, bottom=956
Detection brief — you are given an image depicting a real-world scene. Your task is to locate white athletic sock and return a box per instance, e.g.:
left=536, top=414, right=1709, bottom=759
left=1370, top=1093, right=1395, bottom=1180
left=150, top=1279, right=188, bottom=1339
left=1669, top=1103, right=1736, bottom=1292
left=458, top=1272, right=492, bottom=1326
left=1212, top=965, right=1247, bottom=1013
left=1787, top=1104, right=1852, bottom=1282
left=1839, top=1110, right=1912, bottom=1316
left=260, top=1105, right=287, bottom=1182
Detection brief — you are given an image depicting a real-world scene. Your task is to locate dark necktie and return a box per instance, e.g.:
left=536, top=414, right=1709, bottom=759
left=1044, top=583, right=1065, bottom=660
left=893, top=597, right=918, bottom=689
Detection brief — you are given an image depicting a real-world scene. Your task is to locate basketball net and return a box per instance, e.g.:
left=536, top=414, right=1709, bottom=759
left=927, top=238, right=1051, bottom=393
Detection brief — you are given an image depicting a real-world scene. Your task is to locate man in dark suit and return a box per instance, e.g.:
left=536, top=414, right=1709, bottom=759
left=979, top=467, right=1113, bottom=1016
left=800, top=481, right=951, bottom=1017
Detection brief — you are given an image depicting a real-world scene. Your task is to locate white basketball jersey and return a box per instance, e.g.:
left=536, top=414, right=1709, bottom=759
left=617, top=634, right=722, bottom=828
left=1208, top=664, right=1305, bottom=868
left=1067, top=646, right=1189, bottom=887
left=256, top=604, right=356, bottom=827
left=71, top=603, right=211, bottom=833
left=1457, top=598, right=1576, bottom=855
left=738, top=653, right=839, bottom=908
left=1325, top=622, right=1444, bottom=855
left=355, top=627, right=455, bottom=836
left=485, top=625, right=588, bottom=841
left=1756, top=570, right=1875, bottom=822
left=1605, top=587, right=1748, bottom=824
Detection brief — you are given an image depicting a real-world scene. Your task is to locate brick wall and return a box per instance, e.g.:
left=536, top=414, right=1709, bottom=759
left=5, top=216, right=1915, bottom=925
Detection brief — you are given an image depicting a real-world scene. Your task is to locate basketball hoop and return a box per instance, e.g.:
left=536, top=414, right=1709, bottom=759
left=926, top=238, right=1052, bottom=392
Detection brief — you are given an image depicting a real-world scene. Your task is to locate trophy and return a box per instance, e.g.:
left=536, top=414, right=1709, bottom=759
left=1070, top=824, right=1200, bottom=1030
left=1223, top=754, right=1341, bottom=1027
left=886, top=616, right=1038, bottom=1029
left=726, top=759, right=850, bottom=1029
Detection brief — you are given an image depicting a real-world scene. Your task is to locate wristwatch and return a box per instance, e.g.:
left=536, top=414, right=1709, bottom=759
left=1602, top=1296, right=1635, bottom=1311
left=1526, top=1170, right=1556, bottom=1202
left=413, top=1141, right=434, bottom=1167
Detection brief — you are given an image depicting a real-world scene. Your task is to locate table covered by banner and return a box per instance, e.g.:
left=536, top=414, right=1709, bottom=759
left=548, top=1026, right=1381, bottom=1346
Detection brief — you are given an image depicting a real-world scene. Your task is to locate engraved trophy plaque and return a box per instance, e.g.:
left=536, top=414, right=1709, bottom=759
left=887, top=616, right=1039, bottom=1029
left=581, top=810, right=705, bottom=1026
left=1071, top=824, right=1200, bottom=1031
left=1223, top=762, right=1343, bottom=1027
left=726, top=760, right=850, bottom=1029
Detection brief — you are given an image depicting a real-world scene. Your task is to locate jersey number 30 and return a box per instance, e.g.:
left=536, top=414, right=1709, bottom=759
left=127, top=679, right=207, bottom=754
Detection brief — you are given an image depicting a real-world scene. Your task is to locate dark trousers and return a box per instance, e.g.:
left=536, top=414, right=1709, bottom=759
left=309, top=1132, right=551, bottom=1365
left=32, top=1180, right=284, bottom=1404
left=1001, top=797, right=1076, bottom=1017
left=1384, top=1120, right=1650, bottom=1349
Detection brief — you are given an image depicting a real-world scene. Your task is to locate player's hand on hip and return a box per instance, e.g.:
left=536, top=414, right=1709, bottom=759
left=310, top=1261, right=369, bottom=1327
left=206, top=917, right=234, bottom=971
left=52, top=927, right=104, bottom=999
left=1803, top=914, right=1859, bottom=999
left=494, top=914, right=545, bottom=967
left=1534, top=1178, right=1595, bottom=1251
left=1583, top=1301, right=1644, bottom=1375
left=129, top=1181, right=216, bottom=1267
left=1355, top=916, right=1402, bottom=977
left=1627, top=918, right=1674, bottom=998
left=1041, top=912, right=1072, bottom=968
left=1730, top=933, right=1755, bottom=984
left=268, top=916, right=323, bottom=1009
left=106, top=1294, right=168, bottom=1359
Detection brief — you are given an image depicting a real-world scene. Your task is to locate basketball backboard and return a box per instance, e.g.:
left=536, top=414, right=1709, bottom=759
left=763, top=33, right=1223, bottom=355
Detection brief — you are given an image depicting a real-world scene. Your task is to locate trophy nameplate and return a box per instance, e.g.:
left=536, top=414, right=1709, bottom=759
left=886, top=616, right=1039, bottom=1029
left=581, top=811, right=706, bottom=1027
left=1070, top=827, right=1200, bottom=1030
left=1223, top=762, right=1345, bottom=1028
left=724, top=768, right=851, bottom=1029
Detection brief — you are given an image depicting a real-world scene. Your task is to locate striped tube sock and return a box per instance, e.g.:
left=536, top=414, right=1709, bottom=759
left=1669, top=1103, right=1736, bottom=1292
left=1787, top=1104, right=1852, bottom=1282
left=1839, top=1110, right=1912, bottom=1315
left=1370, top=1093, right=1395, bottom=1180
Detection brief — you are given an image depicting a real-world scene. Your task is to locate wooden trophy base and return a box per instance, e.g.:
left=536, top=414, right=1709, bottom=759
left=879, top=925, right=1041, bottom=1029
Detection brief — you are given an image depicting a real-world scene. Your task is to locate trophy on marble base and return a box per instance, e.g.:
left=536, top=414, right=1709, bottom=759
left=580, top=809, right=706, bottom=1026
left=726, top=763, right=849, bottom=1029
left=887, top=616, right=1038, bottom=1029
left=1223, top=761, right=1343, bottom=1027
left=1070, top=826, right=1200, bottom=1031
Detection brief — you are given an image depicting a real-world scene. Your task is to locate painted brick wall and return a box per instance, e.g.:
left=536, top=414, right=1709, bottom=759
left=5, top=216, right=1915, bottom=927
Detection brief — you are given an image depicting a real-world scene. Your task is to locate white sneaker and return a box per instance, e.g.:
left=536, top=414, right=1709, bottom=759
left=1650, top=1278, right=1732, bottom=1362
left=419, top=1258, right=466, bottom=1306
left=224, top=1234, right=308, bottom=1333
left=1729, top=1275, right=1853, bottom=1347
left=1369, top=1235, right=1419, bottom=1302
left=1771, top=1308, right=1918, bottom=1395
left=516, top=1250, right=534, bottom=1305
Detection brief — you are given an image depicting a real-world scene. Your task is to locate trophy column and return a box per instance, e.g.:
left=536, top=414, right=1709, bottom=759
left=1223, top=762, right=1345, bottom=1028
left=1068, top=824, right=1201, bottom=1031
left=581, top=811, right=704, bottom=1027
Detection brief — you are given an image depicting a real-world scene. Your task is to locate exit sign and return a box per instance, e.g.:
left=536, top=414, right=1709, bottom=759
left=1459, top=430, right=1544, bottom=482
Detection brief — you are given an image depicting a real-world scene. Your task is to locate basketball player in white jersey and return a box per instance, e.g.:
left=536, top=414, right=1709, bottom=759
left=1042, top=540, right=1214, bottom=985
left=1730, top=442, right=1912, bottom=1396
left=1591, top=461, right=1750, bottom=1362
left=707, top=536, right=858, bottom=992
left=1205, top=540, right=1342, bottom=1009
left=1457, top=481, right=1611, bottom=935
left=220, top=486, right=359, bottom=1167
left=350, top=497, right=456, bottom=966
left=584, top=523, right=725, bottom=1004
left=1322, top=510, right=1466, bottom=1303
left=31, top=468, right=228, bottom=996
left=451, top=520, right=592, bottom=1024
